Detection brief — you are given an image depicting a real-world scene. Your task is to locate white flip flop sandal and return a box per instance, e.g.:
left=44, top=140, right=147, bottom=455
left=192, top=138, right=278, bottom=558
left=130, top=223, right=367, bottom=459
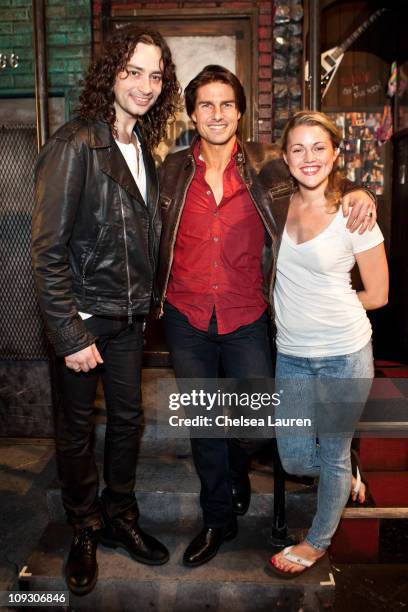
left=352, top=465, right=362, bottom=496
left=267, top=545, right=326, bottom=579
left=350, top=448, right=369, bottom=503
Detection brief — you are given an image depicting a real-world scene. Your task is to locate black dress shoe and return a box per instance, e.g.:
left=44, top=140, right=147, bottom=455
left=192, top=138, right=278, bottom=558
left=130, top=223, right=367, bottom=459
left=99, top=516, right=169, bottom=565
left=65, top=527, right=98, bottom=596
left=232, top=471, right=251, bottom=516
left=183, top=522, right=238, bottom=567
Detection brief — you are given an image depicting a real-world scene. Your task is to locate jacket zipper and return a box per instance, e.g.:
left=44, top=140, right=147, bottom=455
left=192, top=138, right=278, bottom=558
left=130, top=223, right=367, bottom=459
left=82, top=252, right=93, bottom=299
left=81, top=226, right=105, bottom=299
left=119, top=188, right=133, bottom=323
left=150, top=180, right=160, bottom=305
left=159, top=159, right=195, bottom=317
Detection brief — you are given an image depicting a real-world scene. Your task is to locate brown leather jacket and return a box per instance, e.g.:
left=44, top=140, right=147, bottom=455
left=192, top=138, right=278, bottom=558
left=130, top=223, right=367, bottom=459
left=157, top=136, right=370, bottom=318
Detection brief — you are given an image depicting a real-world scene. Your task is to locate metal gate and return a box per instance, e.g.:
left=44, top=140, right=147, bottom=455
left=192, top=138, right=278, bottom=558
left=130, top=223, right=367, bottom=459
left=0, top=124, right=48, bottom=360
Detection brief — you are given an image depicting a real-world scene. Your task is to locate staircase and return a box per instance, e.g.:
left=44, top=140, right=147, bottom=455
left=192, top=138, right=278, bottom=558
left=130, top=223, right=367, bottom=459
left=330, top=362, right=408, bottom=562
left=15, top=364, right=408, bottom=609
left=16, top=369, right=336, bottom=612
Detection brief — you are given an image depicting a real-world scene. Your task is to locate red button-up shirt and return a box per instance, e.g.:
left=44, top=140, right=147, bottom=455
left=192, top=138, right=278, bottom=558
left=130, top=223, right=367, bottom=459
left=166, top=140, right=267, bottom=334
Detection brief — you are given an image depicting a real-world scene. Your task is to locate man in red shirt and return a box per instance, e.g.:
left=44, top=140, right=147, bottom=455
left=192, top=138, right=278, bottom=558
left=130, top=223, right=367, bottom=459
left=157, top=65, right=377, bottom=567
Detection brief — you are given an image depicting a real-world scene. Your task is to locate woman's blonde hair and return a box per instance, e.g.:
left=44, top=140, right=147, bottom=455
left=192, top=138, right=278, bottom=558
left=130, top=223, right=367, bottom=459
left=281, top=110, right=344, bottom=211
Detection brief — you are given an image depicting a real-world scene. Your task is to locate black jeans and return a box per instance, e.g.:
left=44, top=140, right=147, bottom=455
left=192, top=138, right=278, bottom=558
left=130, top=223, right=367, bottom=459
left=55, top=315, right=144, bottom=530
left=164, top=302, right=274, bottom=528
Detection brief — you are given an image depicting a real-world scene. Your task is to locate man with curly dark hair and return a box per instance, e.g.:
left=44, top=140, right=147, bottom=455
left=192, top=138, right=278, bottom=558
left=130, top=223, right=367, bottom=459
left=32, top=27, right=180, bottom=596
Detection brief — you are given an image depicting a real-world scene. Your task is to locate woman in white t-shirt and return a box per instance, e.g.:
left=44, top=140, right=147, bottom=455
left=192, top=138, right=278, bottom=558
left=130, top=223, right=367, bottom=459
left=268, top=111, right=388, bottom=578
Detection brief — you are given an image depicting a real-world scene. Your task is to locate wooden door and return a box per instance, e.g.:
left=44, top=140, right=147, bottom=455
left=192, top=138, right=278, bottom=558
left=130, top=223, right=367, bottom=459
left=105, top=8, right=259, bottom=365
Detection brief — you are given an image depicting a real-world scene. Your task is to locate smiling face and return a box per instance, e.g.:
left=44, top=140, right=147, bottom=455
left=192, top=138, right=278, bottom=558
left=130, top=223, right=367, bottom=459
left=283, top=124, right=340, bottom=191
left=191, top=81, right=241, bottom=146
left=113, top=42, right=163, bottom=122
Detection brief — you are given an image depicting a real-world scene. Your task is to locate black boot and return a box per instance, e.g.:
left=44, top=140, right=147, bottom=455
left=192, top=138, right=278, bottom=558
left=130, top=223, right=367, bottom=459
left=65, top=526, right=98, bottom=596
left=99, top=514, right=169, bottom=565
left=183, top=520, right=238, bottom=567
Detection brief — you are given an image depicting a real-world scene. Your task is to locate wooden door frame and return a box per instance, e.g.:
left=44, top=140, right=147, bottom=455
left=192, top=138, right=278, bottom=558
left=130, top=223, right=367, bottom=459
left=103, top=7, right=259, bottom=366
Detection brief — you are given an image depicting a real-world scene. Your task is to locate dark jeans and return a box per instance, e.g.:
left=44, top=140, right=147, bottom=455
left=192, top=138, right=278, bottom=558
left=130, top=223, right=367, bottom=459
left=54, top=315, right=144, bottom=530
left=164, top=302, right=274, bottom=527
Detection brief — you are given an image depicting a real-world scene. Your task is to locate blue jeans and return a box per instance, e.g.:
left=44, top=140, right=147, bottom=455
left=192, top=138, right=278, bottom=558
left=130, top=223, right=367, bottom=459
left=275, top=341, right=374, bottom=550
left=164, top=302, right=273, bottom=527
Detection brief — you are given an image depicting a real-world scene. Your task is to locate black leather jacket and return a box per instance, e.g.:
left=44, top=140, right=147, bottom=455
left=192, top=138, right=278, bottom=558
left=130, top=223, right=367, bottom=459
left=32, top=118, right=160, bottom=357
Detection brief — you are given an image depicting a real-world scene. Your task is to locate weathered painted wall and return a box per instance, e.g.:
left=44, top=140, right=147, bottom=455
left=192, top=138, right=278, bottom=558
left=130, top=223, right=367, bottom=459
left=0, top=0, right=92, bottom=120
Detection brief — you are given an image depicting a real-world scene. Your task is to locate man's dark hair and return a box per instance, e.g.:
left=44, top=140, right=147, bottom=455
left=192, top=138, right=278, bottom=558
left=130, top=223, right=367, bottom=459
left=76, top=27, right=181, bottom=151
left=184, top=65, right=246, bottom=117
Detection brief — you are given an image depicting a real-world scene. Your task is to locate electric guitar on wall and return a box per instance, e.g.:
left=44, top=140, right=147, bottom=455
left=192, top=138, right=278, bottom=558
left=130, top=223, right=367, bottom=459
left=306, top=7, right=387, bottom=99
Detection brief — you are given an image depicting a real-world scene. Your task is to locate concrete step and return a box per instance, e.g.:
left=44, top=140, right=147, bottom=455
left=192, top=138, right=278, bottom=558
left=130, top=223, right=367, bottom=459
left=46, top=454, right=316, bottom=526
left=18, top=520, right=335, bottom=612
left=93, top=422, right=191, bottom=458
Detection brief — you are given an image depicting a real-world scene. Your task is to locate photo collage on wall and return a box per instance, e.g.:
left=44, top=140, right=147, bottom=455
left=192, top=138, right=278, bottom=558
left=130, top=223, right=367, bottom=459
left=328, top=112, right=386, bottom=195
left=272, top=0, right=303, bottom=141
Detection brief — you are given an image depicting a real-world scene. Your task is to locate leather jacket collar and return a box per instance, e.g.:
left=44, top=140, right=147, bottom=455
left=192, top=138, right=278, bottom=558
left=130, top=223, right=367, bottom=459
left=87, top=120, right=157, bottom=207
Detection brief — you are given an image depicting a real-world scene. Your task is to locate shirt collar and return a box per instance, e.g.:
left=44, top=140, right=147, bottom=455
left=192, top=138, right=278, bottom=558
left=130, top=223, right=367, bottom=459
left=193, top=138, right=238, bottom=170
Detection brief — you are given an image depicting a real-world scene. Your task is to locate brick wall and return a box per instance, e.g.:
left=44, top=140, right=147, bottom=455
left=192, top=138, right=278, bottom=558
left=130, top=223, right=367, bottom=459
left=92, top=0, right=275, bottom=142
left=0, top=1, right=304, bottom=138
left=0, top=0, right=92, bottom=120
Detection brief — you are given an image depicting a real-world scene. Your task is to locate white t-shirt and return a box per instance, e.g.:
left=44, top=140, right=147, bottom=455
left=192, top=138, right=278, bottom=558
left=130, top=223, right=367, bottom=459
left=274, top=208, right=384, bottom=357
left=115, top=137, right=147, bottom=204
left=79, top=136, right=146, bottom=321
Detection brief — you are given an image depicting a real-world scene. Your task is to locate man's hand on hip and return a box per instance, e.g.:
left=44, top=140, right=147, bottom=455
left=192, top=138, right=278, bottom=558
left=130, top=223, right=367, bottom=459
left=65, top=344, right=103, bottom=373
left=341, top=190, right=377, bottom=234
